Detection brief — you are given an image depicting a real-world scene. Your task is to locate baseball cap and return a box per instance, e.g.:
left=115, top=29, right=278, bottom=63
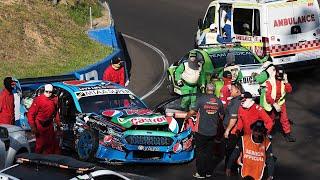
left=44, top=84, right=53, bottom=92
left=209, top=24, right=217, bottom=30
left=241, top=92, right=253, bottom=99
left=250, top=120, right=267, bottom=133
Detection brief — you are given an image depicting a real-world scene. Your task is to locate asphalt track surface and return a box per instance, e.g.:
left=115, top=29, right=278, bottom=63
left=103, top=1, right=320, bottom=179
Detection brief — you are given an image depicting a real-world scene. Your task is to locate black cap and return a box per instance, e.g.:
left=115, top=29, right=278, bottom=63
left=250, top=120, right=267, bottom=133
left=223, top=70, right=232, bottom=79
left=112, top=57, right=123, bottom=64
left=241, top=92, right=252, bottom=99
left=3, top=77, right=15, bottom=91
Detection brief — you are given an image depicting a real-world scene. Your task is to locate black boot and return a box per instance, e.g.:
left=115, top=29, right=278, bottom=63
left=284, top=133, right=296, bottom=142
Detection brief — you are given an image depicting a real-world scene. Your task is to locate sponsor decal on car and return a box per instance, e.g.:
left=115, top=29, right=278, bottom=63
left=75, top=89, right=132, bottom=99
left=130, top=116, right=167, bottom=125
left=182, top=137, right=193, bottom=151
left=102, top=110, right=123, bottom=118
left=123, top=109, right=154, bottom=116
left=138, top=145, right=160, bottom=152
left=117, top=115, right=168, bottom=126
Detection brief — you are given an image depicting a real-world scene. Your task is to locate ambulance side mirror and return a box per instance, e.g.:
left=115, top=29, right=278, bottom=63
left=198, top=18, right=203, bottom=29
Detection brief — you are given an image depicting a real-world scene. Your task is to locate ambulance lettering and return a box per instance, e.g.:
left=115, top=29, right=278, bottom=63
left=274, top=14, right=316, bottom=27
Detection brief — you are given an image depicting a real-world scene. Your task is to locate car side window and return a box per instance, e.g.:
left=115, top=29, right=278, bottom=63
left=203, top=6, right=216, bottom=30
left=58, top=89, right=76, bottom=123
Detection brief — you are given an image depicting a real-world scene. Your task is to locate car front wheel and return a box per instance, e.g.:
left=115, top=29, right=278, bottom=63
left=75, top=129, right=98, bottom=162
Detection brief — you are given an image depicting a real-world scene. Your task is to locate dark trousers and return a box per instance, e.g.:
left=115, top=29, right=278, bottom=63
left=225, top=134, right=239, bottom=174
left=195, top=133, right=215, bottom=176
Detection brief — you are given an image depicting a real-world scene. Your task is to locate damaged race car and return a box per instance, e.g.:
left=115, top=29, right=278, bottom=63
left=17, top=78, right=194, bottom=164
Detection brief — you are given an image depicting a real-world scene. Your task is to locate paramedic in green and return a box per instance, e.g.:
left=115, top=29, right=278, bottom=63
left=252, top=58, right=276, bottom=106
left=175, top=50, right=205, bottom=110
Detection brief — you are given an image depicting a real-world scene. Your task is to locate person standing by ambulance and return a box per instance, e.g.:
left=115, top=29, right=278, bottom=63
left=220, top=71, right=233, bottom=109
left=175, top=50, right=205, bottom=111
left=236, top=92, right=273, bottom=135
left=263, top=66, right=295, bottom=142
left=0, top=77, right=17, bottom=125
left=226, top=120, right=275, bottom=180
left=219, top=52, right=243, bottom=83
left=223, top=82, right=244, bottom=175
left=184, top=84, right=224, bottom=179
left=27, top=84, right=61, bottom=154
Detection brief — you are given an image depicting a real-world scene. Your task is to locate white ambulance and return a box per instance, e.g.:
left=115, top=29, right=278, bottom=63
left=196, top=0, right=320, bottom=70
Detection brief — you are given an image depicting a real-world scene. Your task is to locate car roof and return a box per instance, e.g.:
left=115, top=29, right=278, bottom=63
left=52, top=80, right=130, bottom=93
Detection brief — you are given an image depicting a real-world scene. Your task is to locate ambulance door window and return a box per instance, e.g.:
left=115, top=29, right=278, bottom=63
left=203, top=6, right=216, bottom=30
left=253, top=9, right=261, bottom=36
left=233, top=8, right=253, bottom=36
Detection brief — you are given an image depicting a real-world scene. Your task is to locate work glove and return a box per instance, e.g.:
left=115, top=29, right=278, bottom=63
left=177, top=80, right=184, bottom=87
left=273, top=103, right=281, bottom=112
left=283, top=73, right=288, bottom=83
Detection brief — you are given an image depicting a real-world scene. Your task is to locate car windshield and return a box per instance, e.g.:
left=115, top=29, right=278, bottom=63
left=78, top=94, right=146, bottom=113
left=208, top=50, right=259, bottom=68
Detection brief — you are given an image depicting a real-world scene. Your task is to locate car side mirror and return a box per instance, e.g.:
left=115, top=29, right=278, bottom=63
left=198, top=18, right=203, bottom=29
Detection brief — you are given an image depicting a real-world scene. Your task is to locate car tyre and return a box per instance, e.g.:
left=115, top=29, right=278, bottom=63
left=75, top=129, right=98, bottom=162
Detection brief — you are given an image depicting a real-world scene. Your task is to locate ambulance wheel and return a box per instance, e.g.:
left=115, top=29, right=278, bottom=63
left=76, top=129, right=98, bottom=162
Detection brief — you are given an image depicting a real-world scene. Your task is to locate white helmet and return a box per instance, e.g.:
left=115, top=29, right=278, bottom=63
left=209, top=24, right=217, bottom=30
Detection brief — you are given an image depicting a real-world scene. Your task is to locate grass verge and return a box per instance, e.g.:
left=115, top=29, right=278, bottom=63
left=0, top=0, right=112, bottom=85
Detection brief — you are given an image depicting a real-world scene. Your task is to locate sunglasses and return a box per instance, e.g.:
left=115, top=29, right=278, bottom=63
left=45, top=91, right=52, bottom=93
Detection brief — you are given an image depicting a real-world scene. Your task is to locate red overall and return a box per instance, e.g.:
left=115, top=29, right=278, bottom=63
left=27, top=94, right=61, bottom=154
left=237, top=104, right=273, bottom=135
left=220, top=79, right=232, bottom=109
left=266, top=80, right=292, bottom=134
left=102, top=65, right=125, bottom=86
left=0, top=89, right=14, bottom=125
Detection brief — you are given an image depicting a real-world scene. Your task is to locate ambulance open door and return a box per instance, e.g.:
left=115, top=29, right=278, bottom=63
left=232, top=5, right=264, bottom=57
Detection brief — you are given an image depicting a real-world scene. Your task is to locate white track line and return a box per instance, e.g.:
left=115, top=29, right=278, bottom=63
left=122, top=34, right=169, bottom=100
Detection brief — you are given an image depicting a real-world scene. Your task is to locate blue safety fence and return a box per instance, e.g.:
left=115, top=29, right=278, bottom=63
left=71, top=25, right=127, bottom=81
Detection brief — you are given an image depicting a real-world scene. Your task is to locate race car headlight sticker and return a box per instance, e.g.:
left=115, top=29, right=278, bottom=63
left=173, top=142, right=182, bottom=153
left=103, top=135, right=113, bottom=144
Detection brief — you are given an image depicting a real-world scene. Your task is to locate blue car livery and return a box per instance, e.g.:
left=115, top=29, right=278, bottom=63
left=16, top=79, right=194, bottom=164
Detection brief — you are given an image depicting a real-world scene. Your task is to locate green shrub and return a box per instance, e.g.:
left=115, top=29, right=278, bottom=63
left=67, top=2, right=103, bottom=26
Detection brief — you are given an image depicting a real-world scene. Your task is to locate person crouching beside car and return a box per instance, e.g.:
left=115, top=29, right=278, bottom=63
left=0, top=77, right=17, bottom=125
left=27, top=84, right=61, bottom=154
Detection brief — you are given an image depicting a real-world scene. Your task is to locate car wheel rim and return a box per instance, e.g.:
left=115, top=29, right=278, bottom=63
left=77, top=131, right=94, bottom=159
